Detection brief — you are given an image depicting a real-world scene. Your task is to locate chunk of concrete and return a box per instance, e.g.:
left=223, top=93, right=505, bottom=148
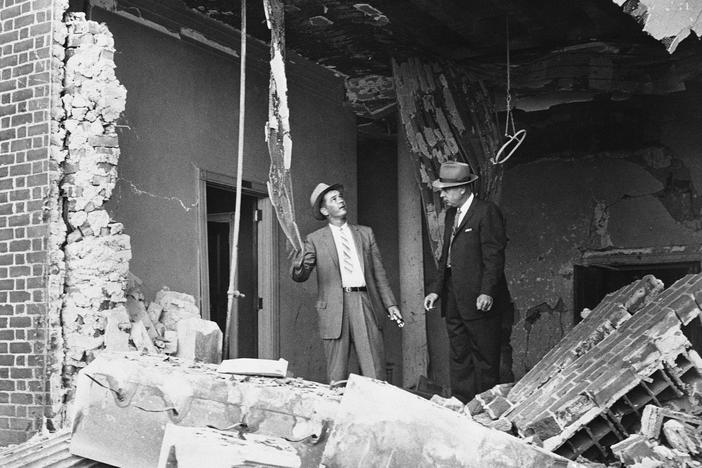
left=156, top=423, right=301, bottom=468
left=175, top=317, right=222, bottom=363
left=130, top=320, right=157, bottom=354
left=104, top=305, right=130, bottom=352
left=155, top=289, right=199, bottom=331
left=70, top=352, right=341, bottom=468
left=320, top=374, right=586, bottom=468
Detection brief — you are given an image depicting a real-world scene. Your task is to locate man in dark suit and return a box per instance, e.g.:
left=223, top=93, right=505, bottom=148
left=292, top=183, right=403, bottom=383
left=423, top=162, right=511, bottom=402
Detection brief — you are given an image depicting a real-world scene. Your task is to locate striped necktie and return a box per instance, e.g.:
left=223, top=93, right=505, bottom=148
left=339, top=227, right=354, bottom=274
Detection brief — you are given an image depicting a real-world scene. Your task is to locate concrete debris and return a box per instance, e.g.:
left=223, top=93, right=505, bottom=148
left=70, top=352, right=341, bottom=468
left=320, top=374, right=585, bottom=467
left=154, top=288, right=200, bottom=331
left=218, top=358, right=289, bottom=377
left=157, top=423, right=301, bottom=468
left=175, top=317, right=222, bottom=363
left=465, top=274, right=702, bottom=466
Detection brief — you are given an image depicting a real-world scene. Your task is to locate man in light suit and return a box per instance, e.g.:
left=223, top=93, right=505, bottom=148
left=423, top=162, right=511, bottom=402
left=292, top=183, right=403, bottom=383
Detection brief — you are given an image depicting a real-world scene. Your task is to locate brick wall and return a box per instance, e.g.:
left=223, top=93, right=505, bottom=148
left=0, top=0, right=68, bottom=445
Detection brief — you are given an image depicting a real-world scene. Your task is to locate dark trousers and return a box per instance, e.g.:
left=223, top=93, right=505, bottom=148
left=323, top=291, right=385, bottom=383
left=445, top=278, right=501, bottom=403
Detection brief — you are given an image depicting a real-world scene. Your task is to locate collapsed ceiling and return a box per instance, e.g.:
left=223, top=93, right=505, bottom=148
left=181, top=0, right=702, bottom=117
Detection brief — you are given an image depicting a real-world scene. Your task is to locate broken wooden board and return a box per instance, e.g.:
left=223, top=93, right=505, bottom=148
left=157, top=423, right=301, bottom=468
left=320, top=374, right=585, bottom=468
left=393, top=57, right=503, bottom=264
left=263, top=0, right=302, bottom=254
left=70, top=352, right=340, bottom=468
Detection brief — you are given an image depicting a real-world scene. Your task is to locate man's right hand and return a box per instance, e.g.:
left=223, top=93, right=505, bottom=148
left=291, top=247, right=306, bottom=268
left=423, top=293, right=439, bottom=311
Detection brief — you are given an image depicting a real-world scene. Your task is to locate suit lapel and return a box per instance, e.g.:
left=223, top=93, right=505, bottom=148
left=321, top=225, right=339, bottom=269
left=350, top=225, right=365, bottom=274
left=454, top=198, right=478, bottom=238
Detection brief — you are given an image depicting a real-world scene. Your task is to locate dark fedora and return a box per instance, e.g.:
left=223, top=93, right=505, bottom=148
left=310, top=182, right=343, bottom=220
left=431, top=161, right=479, bottom=190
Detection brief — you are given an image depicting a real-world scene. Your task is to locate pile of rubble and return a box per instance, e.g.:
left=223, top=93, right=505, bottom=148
left=5, top=273, right=702, bottom=467
left=58, top=13, right=131, bottom=392
left=470, top=273, right=702, bottom=466
left=108, top=280, right=222, bottom=363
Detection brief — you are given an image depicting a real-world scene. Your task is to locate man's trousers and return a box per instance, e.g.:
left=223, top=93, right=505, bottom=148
left=444, top=278, right=501, bottom=403
left=323, top=290, right=385, bottom=383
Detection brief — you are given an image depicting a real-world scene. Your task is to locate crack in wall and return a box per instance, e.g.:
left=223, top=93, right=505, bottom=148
left=118, top=178, right=198, bottom=212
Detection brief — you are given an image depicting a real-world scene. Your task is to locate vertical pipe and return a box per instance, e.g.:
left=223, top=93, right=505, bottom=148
left=224, top=0, right=247, bottom=359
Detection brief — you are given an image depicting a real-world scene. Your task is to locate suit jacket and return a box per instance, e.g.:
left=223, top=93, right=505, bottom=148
left=430, top=198, right=510, bottom=320
left=291, top=224, right=397, bottom=339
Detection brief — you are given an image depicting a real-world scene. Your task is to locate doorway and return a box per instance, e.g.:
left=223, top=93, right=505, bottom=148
left=199, top=171, right=279, bottom=361
left=574, top=259, right=702, bottom=351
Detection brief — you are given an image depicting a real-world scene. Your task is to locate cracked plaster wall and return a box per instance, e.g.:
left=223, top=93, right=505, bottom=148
left=502, top=90, right=702, bottom=380
left=94, top=10, right=357, bottom=383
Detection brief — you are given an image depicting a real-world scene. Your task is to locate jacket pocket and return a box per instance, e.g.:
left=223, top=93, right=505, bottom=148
left=315, top=300, right=327, bottom=310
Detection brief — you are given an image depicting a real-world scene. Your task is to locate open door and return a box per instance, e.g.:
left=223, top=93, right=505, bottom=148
left=199, top=173, right=279, bottom=360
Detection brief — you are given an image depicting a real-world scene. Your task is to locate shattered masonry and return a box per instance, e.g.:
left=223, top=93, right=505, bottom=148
left=503, top=273, right=702, bottom=463
left=57, top=13, right=131, bottom=407
left=46, top=0, right=69, bottom=430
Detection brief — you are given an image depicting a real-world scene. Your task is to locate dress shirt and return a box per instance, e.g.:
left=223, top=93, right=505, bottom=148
left=455, top=193, right=474, bottom=228
left=329, top=223, right=366, bottom=287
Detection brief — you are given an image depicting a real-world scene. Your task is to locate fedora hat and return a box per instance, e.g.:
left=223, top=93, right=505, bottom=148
left=310, top=182, right=343, bottom=220
left=431, top=161, right=479, bottom=190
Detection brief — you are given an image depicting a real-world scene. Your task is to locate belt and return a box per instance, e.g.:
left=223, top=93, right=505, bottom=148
left=343, top=286, right=367, bottom=292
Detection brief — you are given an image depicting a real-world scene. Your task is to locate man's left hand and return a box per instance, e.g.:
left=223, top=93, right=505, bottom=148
left=476, top=294, right=493, bottom=311
left=388, top=306, right=404, bottom=328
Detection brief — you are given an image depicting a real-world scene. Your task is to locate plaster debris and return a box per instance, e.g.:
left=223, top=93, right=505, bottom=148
left=157, top=423, right=301, bottom=468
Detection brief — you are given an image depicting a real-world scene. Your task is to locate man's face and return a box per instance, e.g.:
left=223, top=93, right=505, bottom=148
left=321, top=190, right=347, bottom=219
left=440, top=186, right=467, bottom=208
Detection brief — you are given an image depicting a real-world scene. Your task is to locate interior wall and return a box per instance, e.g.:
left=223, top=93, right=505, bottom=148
left=357, top=136, right=401, bottom=386
left=95, top=10, right=357, bottom=382
left=501, top=86, right=702, bottom=379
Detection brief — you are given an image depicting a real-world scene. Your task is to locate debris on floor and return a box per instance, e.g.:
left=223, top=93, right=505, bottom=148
left=320, top=374, right=584, bottom=468
left=69, top=352, right=341, bottom=468
left=117, top=283, right=222, bottom=363
left=472, top=273, right=702, bottom=466
left=8, top=273, right=702, bottom=467
left=157, top=423, right=301, bottom=468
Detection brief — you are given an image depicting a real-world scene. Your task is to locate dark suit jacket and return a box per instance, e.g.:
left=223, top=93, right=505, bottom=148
left=430, top=198, right=510, bottom=320
left=291, top=224, right=397, bottom=339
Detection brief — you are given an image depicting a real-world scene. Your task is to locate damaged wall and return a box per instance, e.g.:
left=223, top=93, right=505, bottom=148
left=502, top=87, right=702, bottom=380
left=92, top=8, right=357, bottom=383
left=0, top=0, right=68, bottom=445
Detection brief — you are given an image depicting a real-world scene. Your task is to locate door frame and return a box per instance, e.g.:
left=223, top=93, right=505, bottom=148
left=197, top=168, right=280, bottom=359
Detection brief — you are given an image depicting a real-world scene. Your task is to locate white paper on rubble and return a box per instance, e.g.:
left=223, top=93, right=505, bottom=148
left=217, top=358, right=288, bottom=377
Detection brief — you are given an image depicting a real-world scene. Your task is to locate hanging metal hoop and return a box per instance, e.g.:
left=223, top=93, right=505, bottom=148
left=491, top=16, right=526, bottom=165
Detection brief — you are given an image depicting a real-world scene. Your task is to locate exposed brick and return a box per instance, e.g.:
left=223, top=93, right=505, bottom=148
left=8, top=316, right=31, bottom=329
left=10, top=368, right=32, bottom=379
left=9, top=343, right=31, bottom=354
left=0, top=356, right=13, bottom=367
left=0, top=280, right=13, bottom=290
left=10, top=290, right=30, bottom=302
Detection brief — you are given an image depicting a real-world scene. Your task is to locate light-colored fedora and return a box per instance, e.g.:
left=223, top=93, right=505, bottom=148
left=431, top=161, right=479, bottom=190
left=310, top=182, right=343, bottom=220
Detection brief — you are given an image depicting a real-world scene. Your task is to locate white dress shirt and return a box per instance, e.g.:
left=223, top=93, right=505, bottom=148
left=455, top=193, right=474, bottom=228
left=329, top=223, right=366, bottom=287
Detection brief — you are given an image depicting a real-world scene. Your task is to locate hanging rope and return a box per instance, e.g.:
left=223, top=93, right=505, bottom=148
left=224, top=0, right=247, bottom=359
left=491, top=16, right=526, bottom=165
